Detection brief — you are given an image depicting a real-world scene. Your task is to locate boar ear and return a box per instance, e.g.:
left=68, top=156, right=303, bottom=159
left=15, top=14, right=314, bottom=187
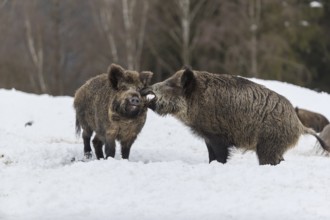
left=181, top=67, right=196, bottom=96
left=108, top=64, right=125, bottom=90
left=140, top=71, right=154, bottom=87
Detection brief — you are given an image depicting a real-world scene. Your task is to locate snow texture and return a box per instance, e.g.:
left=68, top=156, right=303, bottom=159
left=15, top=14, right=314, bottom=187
left=1, top=78, right=330, bottom=220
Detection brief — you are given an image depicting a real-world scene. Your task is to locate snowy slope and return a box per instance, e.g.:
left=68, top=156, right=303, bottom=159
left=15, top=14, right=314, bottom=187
left=1, top=79, right=330, bottom=220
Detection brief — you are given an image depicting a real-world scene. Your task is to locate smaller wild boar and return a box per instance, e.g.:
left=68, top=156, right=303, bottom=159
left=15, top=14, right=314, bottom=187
left=74, top=64, right=153, bottom=160
left=320, top=124, right=330, bottom=147
left=295, top=107, right=329, bottom=132
left=144, top=67, right=330, bottom=165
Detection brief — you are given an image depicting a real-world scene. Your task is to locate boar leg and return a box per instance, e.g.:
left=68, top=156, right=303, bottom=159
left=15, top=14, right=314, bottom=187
left=205, top=136, right=230, bottom=163
left=82, top=128, right=93, bottom=159
left=213, top=145, right=230, bottom=164
left=256, top=142, right=285, bottom=166
left=120, top=137, right=136, bottom=159
left=104, top=136, right=116, bottom=159
left=205, top=141, right=216, bottom=163
left=92, top=135, right=104, bottom=159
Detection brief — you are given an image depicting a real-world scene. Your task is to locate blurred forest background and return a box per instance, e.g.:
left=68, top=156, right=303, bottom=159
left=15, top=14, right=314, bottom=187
left=0, top=0, right=329, bottom=96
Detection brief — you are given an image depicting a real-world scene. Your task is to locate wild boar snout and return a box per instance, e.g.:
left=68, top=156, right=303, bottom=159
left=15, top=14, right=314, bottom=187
left=128, top=96, right=140, bottom=106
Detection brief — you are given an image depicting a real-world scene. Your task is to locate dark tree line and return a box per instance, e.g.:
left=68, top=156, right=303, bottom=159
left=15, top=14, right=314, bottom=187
left=0, top=0, right=329, bottom=95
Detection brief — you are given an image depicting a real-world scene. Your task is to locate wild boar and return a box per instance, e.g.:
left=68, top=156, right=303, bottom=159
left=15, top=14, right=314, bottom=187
left=320, top=124, right=330, bottom=148
left=144, top=67, right=330, bottom=165
left=74, top=64, right=153, bottom=160
left=295, top=107, right=329, bottom=132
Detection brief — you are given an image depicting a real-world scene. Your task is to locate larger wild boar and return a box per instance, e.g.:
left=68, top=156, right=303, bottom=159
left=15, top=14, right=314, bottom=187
left=74, top=64, right=153, bottom=160
left=295, top=107, right=329, bottom=132
left=145, top=67, right=330, bottom=165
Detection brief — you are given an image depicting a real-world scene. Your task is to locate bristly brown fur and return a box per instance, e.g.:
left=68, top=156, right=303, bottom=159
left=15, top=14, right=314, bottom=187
left=149, top=68, right=330, bottom=165
left=74, top=63, right=153, bottom=160
left=295, top=107, right=329, bottom=133
left=319, top=124, right=330, bottom=152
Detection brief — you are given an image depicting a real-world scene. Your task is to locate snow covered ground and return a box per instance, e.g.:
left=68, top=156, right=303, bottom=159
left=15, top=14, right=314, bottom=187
left=1, top=78, right=330, bottom=220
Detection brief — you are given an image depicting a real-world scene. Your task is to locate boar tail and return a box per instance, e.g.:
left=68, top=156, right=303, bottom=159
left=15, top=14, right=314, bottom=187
left=303, top=127, right=330, bottom=152
left=75, top=117, right=81, bottom=138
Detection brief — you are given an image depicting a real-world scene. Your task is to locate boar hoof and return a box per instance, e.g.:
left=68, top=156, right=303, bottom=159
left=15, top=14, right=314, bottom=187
left=84, top=152, right=93, bottom=160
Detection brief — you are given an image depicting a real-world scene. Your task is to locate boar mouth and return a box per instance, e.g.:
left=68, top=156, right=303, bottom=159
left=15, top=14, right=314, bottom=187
left=140, top=87, right=157, bottom=110
left=125, top=104, right=142, bottom=118
left=140, top=88, right=155, bottom=98
left=146, top=93, right=156, bottom=102
left=144, top=92, right=157, bottom=110
left=112, top=99, right=143, bottom=118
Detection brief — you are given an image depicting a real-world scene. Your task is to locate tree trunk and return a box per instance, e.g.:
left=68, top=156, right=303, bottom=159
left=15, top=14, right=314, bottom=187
left=53, top=0, right=62, bottom=95
left=179, top=0, right=191, bottom=66
left=98, top=1, right=119, bottom=63
left=122, top=0, right=135, bottom=70
left=135, top=1, right=149, bottom=71
left=249, top=0, right=261, bottom=77
left=25, top=18, right=47, bottom=94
